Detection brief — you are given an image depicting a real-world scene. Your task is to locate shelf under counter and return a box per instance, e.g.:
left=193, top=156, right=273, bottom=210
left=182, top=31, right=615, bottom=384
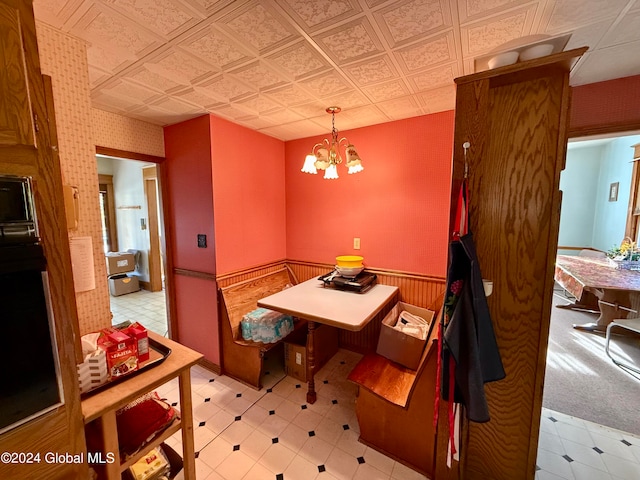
left=81, top=332, right=203, bottom=480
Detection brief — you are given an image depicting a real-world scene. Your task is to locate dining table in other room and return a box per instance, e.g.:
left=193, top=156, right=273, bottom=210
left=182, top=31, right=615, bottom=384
left=258, top=276, right=399, bottom=403
left=554, top=254, right=640, bottom=332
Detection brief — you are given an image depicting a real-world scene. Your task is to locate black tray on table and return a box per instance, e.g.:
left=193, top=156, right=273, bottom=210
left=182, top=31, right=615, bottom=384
left=318, top=271, right=377, bottom=293
left=80, top=338, right=172, bottom=398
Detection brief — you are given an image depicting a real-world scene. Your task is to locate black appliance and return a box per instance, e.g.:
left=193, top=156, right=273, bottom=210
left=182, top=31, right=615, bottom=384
left=0, top=174, right=38, bottom=244
left=0, top=178, right=63, bottom=434
left=318, top=271, right=377, bottom=293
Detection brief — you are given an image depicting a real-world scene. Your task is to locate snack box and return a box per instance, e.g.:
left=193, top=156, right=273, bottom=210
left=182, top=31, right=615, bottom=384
left=98, top=329, right=138, bottom=379
left=123, top=322, right=149, bottom=362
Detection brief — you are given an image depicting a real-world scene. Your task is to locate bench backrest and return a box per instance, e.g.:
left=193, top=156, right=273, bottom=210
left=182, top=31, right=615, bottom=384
left=220, top=268, right=293, bottom=340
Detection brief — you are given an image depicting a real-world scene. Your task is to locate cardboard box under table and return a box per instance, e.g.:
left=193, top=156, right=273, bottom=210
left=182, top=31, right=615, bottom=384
left=284, top=324, right=339, bottom=382
left=376, top=302, right=434, bottom=370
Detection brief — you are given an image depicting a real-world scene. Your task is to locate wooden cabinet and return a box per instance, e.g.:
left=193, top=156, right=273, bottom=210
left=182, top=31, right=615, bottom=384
left=82, top=333, right=202, bottom=480
left=435, top=48, right=587, bottom=480
left=0, top=1, right=86, bottom=479
left=0, top=0, right=41, bottom=153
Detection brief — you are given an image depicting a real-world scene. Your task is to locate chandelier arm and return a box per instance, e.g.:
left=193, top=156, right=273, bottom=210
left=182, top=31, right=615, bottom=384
left=310, top=142, right=325, bottom=154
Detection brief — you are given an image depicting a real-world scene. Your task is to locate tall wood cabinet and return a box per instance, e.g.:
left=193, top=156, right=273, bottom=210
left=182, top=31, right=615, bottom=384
left=435, top=48, right=587, bottom=480
left=0, top=1, right=86, bottom=478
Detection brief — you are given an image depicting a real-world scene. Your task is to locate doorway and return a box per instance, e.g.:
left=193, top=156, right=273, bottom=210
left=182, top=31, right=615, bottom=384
left=96, top=152, right=169, bottom=337
left=536, top=133, right=640, bottom=478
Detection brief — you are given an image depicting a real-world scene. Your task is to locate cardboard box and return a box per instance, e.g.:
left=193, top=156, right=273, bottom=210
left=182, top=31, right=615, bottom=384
left=106, top=252, right=136, bottom=276
left=284, top=324, right=339, bottom=382
left=109, top=274, right=140, bottom=296
left=98, top=329, right=138, bottom=379
left=123, top=322, right=149, bottom=362
left=376, top=302, right=434, bottom=370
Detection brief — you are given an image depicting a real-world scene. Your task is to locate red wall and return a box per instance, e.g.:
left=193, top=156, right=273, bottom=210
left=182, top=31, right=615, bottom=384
left=570, top=74, right=640, bottom=133
left=164, top=115, right=216, bottom=274
left=285, top=112, right=455, bottom=277
left=164, top=115, right=219, bottom=363
left=210, top=116, right=287, bottom=274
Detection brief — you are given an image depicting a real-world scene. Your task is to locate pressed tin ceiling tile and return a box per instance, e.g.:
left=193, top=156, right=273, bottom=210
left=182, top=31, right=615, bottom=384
left=373, top=0, right=451, bottom=48
left=32, top=0, right=640, bottom=139
left=394, top=32, right=455, bottom=73
left=276, top=0, right=362, bottom=32
left=102, top=0, right=200, bottom=39
left=228, top=62, right=290, bottom=91
left=180, top=25, right=252, bottom=70
left=299, top=71, right=352, bottom=98
left=220, top=1, right=300, bottom=54
left=266, top=42, right=331, bottom=80
left=461, top=6, right=536, bottom=56
left=234, top=94, right=284, bottom=115
left=342, top=56, right=399, bottom=87
left=313, top=17, right=385, bottom=65
left=407, top=63, right=458, bottom=92
left=362, top=79, right=410, bottom=103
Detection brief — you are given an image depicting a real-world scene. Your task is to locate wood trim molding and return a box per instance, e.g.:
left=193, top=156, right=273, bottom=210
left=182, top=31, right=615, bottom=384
left=285, top=259, right=446, bottom=283
left=568, top=121, right=640, bottom=139
left=174, top=268, right=217, bottom=281
left=96, top=146, right=165, bottom=163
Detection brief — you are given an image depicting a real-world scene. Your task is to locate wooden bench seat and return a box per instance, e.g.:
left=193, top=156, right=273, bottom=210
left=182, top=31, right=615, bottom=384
left=348, top=304, right=442, bottom=476
left=218, top=268, right=307, bottom=389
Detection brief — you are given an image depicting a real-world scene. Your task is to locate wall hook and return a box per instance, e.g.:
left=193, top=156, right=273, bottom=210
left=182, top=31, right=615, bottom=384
left=463, top=141, right=470, bottom=179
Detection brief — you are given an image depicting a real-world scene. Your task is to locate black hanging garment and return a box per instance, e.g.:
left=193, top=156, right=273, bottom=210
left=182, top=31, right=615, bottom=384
left=442, top=233, right=505, bottom=422
left=434, top=179, right=506, bottom=453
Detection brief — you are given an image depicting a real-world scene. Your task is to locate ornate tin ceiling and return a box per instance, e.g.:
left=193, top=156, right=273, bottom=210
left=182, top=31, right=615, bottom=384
left=34, top=0, right=640, bottom=140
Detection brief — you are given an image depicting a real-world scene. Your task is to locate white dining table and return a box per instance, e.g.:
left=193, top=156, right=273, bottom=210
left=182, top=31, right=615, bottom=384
left=258, top=276, right=399, bottom=403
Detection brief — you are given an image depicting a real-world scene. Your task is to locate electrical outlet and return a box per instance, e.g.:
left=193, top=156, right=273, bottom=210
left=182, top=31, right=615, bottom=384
left=353, top=237, right=361, bottom=250
left=197, top=234, right=207, bottom=248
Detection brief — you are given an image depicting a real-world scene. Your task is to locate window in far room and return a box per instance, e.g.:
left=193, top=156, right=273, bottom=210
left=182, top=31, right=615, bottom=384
left=624, top=143, right=640, bottom=244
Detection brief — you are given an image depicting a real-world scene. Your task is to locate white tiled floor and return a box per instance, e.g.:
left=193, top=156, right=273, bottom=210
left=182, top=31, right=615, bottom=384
left=110, top=288, right=168, bottom=336
left=112, top=288, right=640, bottom=479
left=537, top=409, right=640, bottom=480
left=157, top=350, right=429, bottom=480
left=151, top=350, right=640, bottom=480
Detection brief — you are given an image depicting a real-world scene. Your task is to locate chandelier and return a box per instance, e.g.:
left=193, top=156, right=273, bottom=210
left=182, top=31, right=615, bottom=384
left=301, top=107, right=364, bottom=179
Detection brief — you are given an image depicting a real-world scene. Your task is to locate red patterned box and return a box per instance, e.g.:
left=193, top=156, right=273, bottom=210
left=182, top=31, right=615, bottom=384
left=98, top=329, right=138, bottom=379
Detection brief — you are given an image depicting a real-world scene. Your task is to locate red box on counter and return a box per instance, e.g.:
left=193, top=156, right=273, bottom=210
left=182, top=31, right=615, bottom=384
left=123, top=322, right=149, bottom=362
left=98, top=329, right=138, bottom=379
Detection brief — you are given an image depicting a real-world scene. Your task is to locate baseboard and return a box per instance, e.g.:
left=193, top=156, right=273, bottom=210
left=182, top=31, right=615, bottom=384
left=198, top=358, right=221, bottom=375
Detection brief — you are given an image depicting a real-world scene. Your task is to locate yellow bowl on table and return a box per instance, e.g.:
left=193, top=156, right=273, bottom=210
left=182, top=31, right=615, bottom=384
left=336, top=255, right=364, bottom=267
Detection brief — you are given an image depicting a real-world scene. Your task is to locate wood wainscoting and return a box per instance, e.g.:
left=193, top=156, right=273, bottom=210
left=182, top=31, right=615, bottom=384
left=215, top=260, right=445, bottom=354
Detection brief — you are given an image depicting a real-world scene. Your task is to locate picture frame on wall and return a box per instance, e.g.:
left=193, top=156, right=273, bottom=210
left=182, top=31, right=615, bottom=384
left=609, top=182, right=619, bottom=202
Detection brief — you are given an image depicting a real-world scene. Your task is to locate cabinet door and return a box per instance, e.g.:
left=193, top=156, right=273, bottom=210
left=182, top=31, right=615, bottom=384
left=0, top=0, right=38, bottom=150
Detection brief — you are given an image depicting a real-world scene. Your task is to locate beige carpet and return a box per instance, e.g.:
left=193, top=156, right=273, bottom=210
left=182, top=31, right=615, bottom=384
left=542, top=291, right=640, bottom=435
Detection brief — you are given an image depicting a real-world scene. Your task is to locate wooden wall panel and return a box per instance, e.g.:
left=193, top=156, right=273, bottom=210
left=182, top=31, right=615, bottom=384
left=216, top=260, right=289, bottom=288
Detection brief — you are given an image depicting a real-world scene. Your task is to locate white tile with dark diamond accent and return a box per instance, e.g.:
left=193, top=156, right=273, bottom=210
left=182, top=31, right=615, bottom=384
left=158, top=348, right=640, bottom=480
left=536, top=408, right=640, bottom=480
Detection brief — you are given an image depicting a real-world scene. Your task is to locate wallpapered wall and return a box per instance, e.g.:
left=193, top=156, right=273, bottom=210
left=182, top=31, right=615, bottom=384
left=92, top=109, right=165, bottom=157
left=36, top=22, right=111, bottom=335
left=36, top=22, right=166, bottom=335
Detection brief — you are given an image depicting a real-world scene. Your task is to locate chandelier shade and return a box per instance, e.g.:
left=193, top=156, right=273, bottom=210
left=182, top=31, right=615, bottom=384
left=301, top=107, right=364, bottom=179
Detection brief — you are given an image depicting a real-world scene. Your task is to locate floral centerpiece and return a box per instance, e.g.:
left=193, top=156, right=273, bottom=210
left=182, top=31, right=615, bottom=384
left=606, top=238, right=640, bottom=270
